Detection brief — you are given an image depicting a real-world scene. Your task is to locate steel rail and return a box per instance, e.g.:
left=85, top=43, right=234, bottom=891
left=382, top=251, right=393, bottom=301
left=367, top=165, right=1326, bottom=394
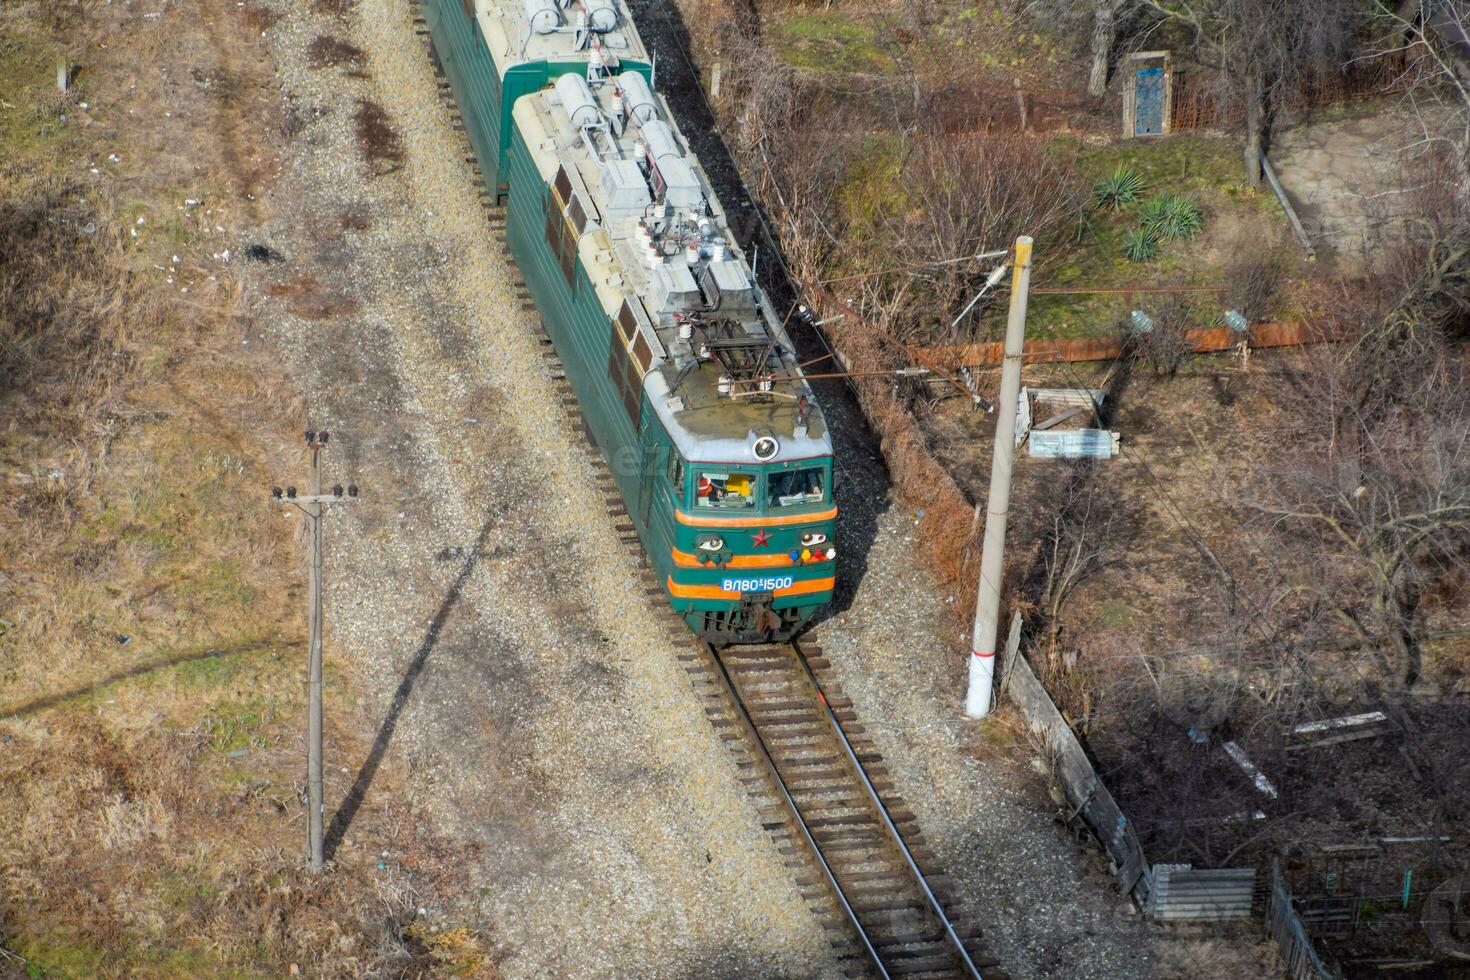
left=792, top=641, right=985, bottom=980
left=701, top=643, right=890, bottom=979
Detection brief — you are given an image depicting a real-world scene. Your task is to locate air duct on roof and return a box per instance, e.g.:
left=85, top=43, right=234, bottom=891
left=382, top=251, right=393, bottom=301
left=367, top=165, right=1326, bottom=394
left=617, top=70, right=658, bottom=124
left=585, top=0, right=618, bottom=31
left=555, top=72, right=603, bottom=129
left=524, top=0, right=561, bottom=34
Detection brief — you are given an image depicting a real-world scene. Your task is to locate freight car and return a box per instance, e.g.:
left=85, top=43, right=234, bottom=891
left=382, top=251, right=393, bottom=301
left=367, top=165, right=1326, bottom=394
left=422, top=0, right=836, bottom=642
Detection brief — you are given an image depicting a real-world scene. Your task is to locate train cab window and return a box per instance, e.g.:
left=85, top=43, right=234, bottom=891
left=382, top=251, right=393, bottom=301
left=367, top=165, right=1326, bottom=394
left=695, top=470, right=757, bottom=509
left=668, top=454, right=686, bottom=503
left=768, top=466, right=826, bottom=508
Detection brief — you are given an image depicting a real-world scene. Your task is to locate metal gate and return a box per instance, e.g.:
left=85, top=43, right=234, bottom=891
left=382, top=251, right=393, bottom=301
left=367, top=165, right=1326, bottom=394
left=1135, top=67, right=1165, bottom=134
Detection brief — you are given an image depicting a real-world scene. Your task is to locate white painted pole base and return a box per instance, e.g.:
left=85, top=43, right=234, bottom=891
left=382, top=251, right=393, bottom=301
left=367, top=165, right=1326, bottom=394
left=965, top=650, right=995, bottom=719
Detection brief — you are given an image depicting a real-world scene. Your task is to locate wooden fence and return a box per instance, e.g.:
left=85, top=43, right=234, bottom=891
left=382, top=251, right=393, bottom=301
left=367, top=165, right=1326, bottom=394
left=999, top=613, right=1154, bottom=907
left=1268, top=860, right=1343, bottom=980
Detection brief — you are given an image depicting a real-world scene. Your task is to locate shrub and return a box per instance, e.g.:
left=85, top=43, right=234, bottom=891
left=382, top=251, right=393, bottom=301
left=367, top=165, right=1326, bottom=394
left=1092, top=167, right=1147, bottom=212
left=1139, top=193, right=1204, bottom=243
left=1122, top=228, right=1159, bottom=262
left=1122, top=294, right=1196, bottom=376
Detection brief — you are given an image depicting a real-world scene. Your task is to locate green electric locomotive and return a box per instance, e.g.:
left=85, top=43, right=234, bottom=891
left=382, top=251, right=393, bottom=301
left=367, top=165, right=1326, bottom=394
left=422, top=0, right=836, bottom=642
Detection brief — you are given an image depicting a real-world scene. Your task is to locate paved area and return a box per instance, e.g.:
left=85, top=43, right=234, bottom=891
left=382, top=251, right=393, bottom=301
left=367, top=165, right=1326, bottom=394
left=1271, top=103, right=1452, bottom=272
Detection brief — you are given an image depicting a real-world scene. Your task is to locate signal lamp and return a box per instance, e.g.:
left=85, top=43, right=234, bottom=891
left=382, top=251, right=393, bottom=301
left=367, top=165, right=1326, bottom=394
left=800, top=548, right=811, bottom=562
left=305, top=430, right=315, bottom=443
left=286, top=486, right=297, bottom=499
left=788, top=551, right=801, bottom=562
left=319, top=431, right=330, bottom=444
left=348, top=485, right=358, bottom=498
left=698, top=553, right=709, bottom=564
left=332, top=484, right=344, bottom=497
left=272, top=486, right=283, bottom=499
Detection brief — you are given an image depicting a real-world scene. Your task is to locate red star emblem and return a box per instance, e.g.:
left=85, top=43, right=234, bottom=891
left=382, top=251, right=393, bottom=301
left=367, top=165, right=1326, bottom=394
left=750, top=529, right=771, bottom=547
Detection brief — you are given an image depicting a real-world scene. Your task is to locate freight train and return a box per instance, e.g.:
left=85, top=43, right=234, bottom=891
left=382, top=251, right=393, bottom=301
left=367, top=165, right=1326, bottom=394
left=422, top=0, right=835, bottom=642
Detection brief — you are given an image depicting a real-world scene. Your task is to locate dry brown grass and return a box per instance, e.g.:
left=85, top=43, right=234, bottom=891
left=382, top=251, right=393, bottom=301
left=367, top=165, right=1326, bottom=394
left=307, top=34, right=368, bottom=73
left=266, top=272, right=362, bottom=320
left=240, top=4, right=281, bottom=33
left=311, top=0, right=360, bottom=17
left=0, top=714, right=490, bottom=976
left=0, top=182, right=136, bottom=444
left=0, top=3, right=495, bottom=973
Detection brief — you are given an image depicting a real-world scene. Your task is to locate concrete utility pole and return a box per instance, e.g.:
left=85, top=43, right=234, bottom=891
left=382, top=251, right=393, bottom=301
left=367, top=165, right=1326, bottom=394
left=272, top=431, right=359, bottom=871
left=965, top=236, right=1033, bottom=720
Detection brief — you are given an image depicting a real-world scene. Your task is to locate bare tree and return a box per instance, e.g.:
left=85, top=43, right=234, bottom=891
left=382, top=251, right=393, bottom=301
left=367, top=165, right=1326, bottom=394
left=1250, top=342, right=1470, bottom=686
left=1026, top=0, right=1137, bottom=97
left=1088, top=0, right=1133, bottom=96
left=1373, top=0, right=1470, bottom=187
left=1032, top=463, right=1132, bottom=662
left=1120, top=293, right=1196, bottom=377
left=867, top=131, right=1084, bottom=345
left=1136, top=0, right=1360, bottom=186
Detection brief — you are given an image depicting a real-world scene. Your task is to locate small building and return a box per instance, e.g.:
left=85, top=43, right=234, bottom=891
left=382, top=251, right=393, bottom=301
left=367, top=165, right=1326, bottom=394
left=1122, top=51, right=1173, bottom=138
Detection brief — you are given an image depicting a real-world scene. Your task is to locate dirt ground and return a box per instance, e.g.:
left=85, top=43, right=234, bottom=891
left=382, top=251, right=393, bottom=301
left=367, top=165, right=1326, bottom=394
left=1, top=0, right=486, bottom=975
left=919, top=349, right=1470, bottom=962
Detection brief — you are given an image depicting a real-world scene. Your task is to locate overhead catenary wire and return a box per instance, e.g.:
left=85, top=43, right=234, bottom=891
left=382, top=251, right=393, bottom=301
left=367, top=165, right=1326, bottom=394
left=819, top=249, right=1011, bottom=286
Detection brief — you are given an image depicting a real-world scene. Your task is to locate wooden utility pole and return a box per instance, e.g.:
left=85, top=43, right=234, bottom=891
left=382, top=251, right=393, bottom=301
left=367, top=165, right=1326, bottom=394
left=272, top=431, right=358, bottom=871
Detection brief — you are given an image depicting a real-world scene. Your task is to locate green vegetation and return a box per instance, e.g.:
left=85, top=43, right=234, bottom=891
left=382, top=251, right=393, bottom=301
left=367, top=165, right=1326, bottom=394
left=1092, top=167, right=1148, bottom=212
left=1122, top=228, right=1159, bottom=263
left=1139, top=193, right=1204, bottom=243
left=1020, top=134, right=1293, bottom=339
left=835, top=135, right=904, bottom=254
left=16, top=931, right=106, bottom=979
left=768, top=13, right=894, bottom=74
left=0, top=33, right=84, bottom=168
left=1097, top=600, right=1135, bottom=628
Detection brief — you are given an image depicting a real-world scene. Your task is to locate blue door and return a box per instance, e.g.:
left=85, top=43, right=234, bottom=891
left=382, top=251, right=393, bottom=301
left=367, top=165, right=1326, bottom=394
left=1135, top=67, right=1164, bottom=135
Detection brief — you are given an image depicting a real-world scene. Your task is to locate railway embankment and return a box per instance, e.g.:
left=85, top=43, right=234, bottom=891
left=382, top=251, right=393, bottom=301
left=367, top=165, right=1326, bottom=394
left=244, top=0, right=847, bottom=973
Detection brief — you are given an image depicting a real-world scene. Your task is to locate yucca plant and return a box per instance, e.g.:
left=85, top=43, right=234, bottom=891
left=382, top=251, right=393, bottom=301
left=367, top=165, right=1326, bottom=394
left=1122, top=228, right=1159, bottom=262
left=1139, top=193, right=1204, bottom=243
left=1092, top=167, right=1147, bottom=212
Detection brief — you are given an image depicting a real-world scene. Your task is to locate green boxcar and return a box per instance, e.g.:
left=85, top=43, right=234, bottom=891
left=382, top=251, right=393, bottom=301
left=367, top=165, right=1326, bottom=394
left=423, top=0, right=836, bottom=642
left=421, top=0, right=649, bottom=198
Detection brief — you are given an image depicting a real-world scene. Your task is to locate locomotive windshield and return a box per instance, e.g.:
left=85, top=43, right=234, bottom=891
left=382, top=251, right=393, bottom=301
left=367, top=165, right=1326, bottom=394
left=768, top=466, right=826, bottom=508
left=696, top=470, right=757, bottom=509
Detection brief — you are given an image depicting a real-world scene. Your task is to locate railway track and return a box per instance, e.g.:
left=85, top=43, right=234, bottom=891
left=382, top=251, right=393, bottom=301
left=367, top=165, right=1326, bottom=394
left=410, top=12, right=1003, bottom=975
left=684, top=642, right=1004, bottom=979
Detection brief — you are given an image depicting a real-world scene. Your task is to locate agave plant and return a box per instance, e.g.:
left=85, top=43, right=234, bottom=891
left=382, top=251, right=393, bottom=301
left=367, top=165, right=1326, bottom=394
left=1122, top=228, right=1159, bottom=262
left=1092, top=167, right=1147, bottom=212
left=1139, top=193, right=1204, bottom=243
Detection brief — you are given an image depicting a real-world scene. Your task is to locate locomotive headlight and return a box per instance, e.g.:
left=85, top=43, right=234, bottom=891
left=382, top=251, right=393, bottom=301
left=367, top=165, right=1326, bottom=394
left=799, top=532, right=827, bottom=548
left=696, top=535, right=724, bottom=552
